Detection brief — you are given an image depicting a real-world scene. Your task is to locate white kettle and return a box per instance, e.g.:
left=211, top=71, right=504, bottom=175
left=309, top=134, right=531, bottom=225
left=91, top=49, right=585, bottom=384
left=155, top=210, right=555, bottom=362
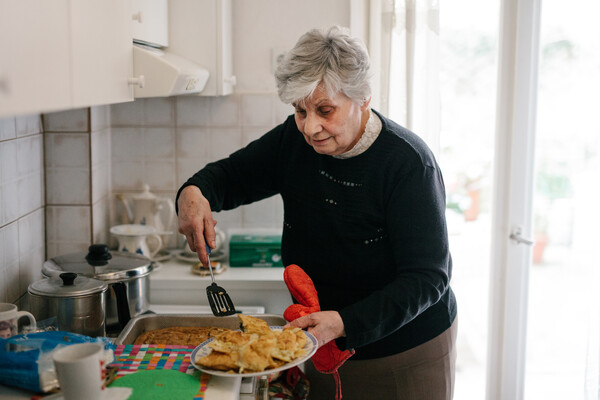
left=116, top=184, right=176, bottom=239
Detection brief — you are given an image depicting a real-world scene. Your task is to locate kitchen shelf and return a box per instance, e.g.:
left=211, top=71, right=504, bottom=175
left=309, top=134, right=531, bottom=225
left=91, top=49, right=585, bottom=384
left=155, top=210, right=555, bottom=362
left=149, top=257, right=290, bottom=314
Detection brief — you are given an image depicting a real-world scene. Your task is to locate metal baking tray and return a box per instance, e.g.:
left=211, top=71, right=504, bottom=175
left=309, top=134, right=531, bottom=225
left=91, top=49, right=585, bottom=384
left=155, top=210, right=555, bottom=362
left=114, top=313, right=287, bottom=345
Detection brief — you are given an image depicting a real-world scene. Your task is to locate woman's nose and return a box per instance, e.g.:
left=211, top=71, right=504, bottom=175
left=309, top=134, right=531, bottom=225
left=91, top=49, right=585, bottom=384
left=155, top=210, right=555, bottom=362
left=304, top=112, right=322, bottom=135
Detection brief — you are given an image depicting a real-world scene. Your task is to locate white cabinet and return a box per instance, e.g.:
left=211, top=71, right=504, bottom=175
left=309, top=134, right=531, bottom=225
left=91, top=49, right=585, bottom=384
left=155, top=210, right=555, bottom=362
left=70, top=0, right=134, bottom=108
left=168, top=0, right=235, bottom=96
left=131, top=0, right=169, bottom=47
left=0, top=1, right=72, bottom=117
left=0, top=0, right=134, bottom=118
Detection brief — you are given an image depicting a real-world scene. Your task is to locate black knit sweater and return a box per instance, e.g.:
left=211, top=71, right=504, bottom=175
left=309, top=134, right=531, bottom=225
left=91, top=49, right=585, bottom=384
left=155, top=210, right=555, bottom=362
left=177, top=110, right=457, bottom=360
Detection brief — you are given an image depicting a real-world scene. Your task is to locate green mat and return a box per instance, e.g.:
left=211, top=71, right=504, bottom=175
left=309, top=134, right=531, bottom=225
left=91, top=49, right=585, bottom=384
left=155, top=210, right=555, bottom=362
left=109, top=369, right=200, bottom=400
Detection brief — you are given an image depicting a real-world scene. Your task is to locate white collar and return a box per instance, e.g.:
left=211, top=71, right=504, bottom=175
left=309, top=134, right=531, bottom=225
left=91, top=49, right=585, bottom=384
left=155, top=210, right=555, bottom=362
left=333, top=109, right=382, bottom=159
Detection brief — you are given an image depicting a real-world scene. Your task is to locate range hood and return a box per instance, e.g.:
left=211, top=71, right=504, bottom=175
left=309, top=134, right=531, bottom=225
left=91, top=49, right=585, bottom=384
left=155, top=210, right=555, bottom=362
left=132, top=44, right=209, bottom=98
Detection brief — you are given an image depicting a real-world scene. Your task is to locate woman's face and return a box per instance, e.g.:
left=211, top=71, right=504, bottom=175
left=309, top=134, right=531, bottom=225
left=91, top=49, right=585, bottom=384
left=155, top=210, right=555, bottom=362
left=293, top=84, right=371, bottom=156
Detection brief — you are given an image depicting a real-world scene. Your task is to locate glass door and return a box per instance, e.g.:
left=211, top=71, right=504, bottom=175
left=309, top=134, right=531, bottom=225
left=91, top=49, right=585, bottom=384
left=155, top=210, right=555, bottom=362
left=391, top=0, right=598, bottom=397
left=438, top=1, right=500, bottom=398
left=525, top=1, right=600, bottom=398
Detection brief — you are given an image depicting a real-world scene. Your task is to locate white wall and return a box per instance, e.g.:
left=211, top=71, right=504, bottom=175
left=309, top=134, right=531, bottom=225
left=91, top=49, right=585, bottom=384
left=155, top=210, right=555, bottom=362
left=0, top=116, right=46, bottom=303
left=233, top=0, right=351, bottom=93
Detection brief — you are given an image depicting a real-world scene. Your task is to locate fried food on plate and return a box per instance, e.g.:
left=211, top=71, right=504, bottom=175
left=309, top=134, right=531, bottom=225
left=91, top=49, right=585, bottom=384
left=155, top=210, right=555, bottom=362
left=195, top=314, right=308, bottom=373
left=238, top=313, right=273, bottom=336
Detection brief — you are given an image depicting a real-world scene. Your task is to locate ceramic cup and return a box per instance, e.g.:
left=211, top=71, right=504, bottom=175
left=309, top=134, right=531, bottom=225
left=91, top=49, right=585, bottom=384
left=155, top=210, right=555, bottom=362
left=110, top=224, right=163, bottom=259
left=0, top=303, right=36, bottom=338
left=53, top=343, right=106, bottom=400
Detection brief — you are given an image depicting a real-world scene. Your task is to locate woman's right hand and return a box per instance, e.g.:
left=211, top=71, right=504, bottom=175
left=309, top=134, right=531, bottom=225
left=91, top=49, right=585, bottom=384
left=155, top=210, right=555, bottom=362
left=177, top=185, right=217, bottom=265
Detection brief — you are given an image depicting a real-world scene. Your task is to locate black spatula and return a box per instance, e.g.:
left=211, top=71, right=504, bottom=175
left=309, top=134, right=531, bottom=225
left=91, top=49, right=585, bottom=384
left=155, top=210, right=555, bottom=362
left=205, top=245, right=236, bottom=316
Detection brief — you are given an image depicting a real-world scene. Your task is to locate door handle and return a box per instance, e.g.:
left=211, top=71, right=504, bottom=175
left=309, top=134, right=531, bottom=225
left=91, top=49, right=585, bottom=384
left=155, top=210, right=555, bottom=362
left=509, top=226, right=535, bottom=246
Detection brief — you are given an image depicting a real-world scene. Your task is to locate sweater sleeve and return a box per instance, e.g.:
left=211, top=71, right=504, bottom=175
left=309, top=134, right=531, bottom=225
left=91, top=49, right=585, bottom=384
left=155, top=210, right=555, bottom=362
left=176, top=120, right=291, bottom=213
left=336, top=164, right=451, bottom=350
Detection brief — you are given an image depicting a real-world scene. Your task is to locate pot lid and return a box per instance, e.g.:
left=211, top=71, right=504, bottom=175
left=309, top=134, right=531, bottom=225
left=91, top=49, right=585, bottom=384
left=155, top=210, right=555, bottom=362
left=42, top=244, right=154, bottom=282
left=28, top=272, right=108, bottom=298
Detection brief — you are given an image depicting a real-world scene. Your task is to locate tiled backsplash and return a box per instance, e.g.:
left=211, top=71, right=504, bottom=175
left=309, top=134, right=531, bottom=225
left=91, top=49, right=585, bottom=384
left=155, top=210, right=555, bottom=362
left=0, top=115, right=46, bottom=303
left=110, top=94, right=290, bottom=248
left=0, top=94, right=292, bottom=303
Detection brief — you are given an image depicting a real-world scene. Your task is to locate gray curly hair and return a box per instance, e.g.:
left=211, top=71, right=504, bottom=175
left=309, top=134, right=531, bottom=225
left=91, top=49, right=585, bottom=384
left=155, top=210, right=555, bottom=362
left=275, top=26, right=372, bottom=106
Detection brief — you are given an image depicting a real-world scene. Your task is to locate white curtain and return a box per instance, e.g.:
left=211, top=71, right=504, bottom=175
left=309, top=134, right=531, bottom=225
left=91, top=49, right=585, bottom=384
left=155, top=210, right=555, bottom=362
left=380, top=0, right=441, bottom=156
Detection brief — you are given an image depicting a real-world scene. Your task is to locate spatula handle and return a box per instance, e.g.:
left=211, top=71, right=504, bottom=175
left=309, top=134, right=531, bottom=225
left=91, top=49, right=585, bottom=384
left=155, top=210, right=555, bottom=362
left=205, top=244, right=215, bottom=283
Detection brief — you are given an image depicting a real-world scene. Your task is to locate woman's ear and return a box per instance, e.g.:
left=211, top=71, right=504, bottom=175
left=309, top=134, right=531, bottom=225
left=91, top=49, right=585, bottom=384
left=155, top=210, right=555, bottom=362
left=361, top=96, right=372, bottom=111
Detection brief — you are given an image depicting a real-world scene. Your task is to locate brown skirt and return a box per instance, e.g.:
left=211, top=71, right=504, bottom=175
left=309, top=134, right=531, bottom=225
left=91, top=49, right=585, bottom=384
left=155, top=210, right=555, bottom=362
left=305, top=318, right=458, bottom=400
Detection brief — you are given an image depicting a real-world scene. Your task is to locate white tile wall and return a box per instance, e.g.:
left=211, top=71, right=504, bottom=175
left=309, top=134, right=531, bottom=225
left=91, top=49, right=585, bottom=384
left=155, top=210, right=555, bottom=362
left=241, top=94, right=274, bottom=127
left=91, top=126, right=111, bottom=204
left=0, top=94, right=292, bottom=302
left=0, top=222, right=19, bottom=302
left=108, top=93, right=291, bottom=248
left=91, top=105, right=110, bottom=132
left=92, top=196, right=110, bottom=246
left=45, top=205, right=92, bottom=258
left=16, top=115, right=43, bottom=137
left=44, top=133, right=90, bottom=204
left=43, top=108, right=89, bottom=132
left=44, top=106, right=113, bottom=260
left=0, top=114, right=45, bottom=303
left=0, top=117, right=16, bottom=141
left=175, top=96, right=211, bottom=127
left=18, top=209, right=45, bottom=294
left=208, top=95, right=240, bottom=127
left=0, top=140, right=19, bottom=225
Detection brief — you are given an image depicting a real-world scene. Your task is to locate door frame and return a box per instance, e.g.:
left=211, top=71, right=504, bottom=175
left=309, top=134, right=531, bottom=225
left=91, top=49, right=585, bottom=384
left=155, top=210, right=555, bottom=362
left=487, top=0, right=543, bottom=399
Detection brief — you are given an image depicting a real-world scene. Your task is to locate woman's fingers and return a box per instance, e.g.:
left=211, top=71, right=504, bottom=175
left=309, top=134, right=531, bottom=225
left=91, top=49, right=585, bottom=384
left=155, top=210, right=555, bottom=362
left=286, top=311, right=345, bottom=348
left=176, top=186, right=216, bottom=265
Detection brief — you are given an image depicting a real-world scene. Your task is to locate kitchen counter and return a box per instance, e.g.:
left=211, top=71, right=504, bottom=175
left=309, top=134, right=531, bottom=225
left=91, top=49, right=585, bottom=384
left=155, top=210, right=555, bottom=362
left=0, top=253, right=291, bottom=399
left=150, top=256, right=292, bottom=315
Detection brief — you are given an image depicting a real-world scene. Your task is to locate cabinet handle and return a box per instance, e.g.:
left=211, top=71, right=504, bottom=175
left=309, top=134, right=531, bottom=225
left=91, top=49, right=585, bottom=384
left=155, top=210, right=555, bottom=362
left=132, top=11, right=143, bottom=23
left=224, top=76, right=237, bottom=86
left=128, top=75, right=145, bottom=88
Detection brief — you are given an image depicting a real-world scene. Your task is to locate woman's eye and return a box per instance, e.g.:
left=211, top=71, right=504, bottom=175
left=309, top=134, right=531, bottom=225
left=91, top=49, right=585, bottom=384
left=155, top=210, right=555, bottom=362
left=319, top=107, right=333, bottom=115
left=295, top=109, right=306, bottom=116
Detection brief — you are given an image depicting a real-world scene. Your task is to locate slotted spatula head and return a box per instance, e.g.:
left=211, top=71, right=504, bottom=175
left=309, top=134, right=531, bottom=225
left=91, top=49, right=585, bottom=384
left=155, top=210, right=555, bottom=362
left=204, top=245, right=236, bottom=316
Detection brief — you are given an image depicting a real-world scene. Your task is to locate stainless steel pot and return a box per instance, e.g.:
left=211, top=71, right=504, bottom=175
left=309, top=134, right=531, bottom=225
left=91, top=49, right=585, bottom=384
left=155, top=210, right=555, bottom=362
left=41, top=244, right=154, bottom=333
left=28, top=272, right=108, bottom=337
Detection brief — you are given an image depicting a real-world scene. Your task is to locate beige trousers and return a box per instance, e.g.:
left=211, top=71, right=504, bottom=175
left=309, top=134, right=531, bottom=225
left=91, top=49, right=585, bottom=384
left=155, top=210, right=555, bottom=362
left=305, top=318, right=458, bottom=400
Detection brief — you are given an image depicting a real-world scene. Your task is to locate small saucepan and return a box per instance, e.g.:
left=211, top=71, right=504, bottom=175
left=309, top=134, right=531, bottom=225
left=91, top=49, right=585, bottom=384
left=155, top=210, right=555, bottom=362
left=28, top=272, right=109, bottom=337
left=39, top=244, right=154, bottom=334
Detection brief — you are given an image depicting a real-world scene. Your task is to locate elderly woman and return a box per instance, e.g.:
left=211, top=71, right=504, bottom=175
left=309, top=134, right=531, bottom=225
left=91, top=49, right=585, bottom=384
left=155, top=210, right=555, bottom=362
left=177, top=26, right=457, bottom=399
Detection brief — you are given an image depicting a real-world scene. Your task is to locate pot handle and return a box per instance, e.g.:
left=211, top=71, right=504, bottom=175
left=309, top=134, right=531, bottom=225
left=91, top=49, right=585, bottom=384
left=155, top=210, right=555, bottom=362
left=112, top=281, right=131, bottom=330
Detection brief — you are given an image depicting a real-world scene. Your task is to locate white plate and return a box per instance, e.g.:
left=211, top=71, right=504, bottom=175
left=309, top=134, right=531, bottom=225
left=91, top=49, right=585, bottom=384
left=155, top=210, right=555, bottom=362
left=190, top=327, right=318, bottom=378
left=152, top=249, right=173, bottom=262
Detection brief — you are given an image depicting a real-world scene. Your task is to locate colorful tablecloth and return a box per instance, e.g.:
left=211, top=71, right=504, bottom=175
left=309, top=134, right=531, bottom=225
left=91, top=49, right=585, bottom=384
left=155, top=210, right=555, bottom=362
left=110, top=344, right=210, bottom=399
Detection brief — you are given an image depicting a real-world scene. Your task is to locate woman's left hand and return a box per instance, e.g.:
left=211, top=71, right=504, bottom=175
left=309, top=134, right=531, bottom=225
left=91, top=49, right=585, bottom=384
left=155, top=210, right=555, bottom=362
left=285, top=311, right=345, bottom=348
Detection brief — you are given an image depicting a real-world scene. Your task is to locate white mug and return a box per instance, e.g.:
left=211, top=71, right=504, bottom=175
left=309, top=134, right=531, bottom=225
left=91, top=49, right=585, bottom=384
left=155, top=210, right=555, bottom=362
left=53, top=343, right=106, bottom=400
left=0, top=303, right=36, bottom=338
left=110, top=224, right=163, bottom=259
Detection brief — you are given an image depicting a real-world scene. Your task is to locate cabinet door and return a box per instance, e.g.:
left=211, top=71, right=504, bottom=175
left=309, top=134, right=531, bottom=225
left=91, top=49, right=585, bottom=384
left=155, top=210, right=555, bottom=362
left=70, top=0, right=134, bottom=107
left=0, top=0, right=71, bottom=117
left=131, top=0, right=169, bottom=47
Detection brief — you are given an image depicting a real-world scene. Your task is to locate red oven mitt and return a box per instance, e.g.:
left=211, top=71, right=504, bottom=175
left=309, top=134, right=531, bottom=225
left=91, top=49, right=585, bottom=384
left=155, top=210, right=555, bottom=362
left=283, top=264, right=355, bottom=400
